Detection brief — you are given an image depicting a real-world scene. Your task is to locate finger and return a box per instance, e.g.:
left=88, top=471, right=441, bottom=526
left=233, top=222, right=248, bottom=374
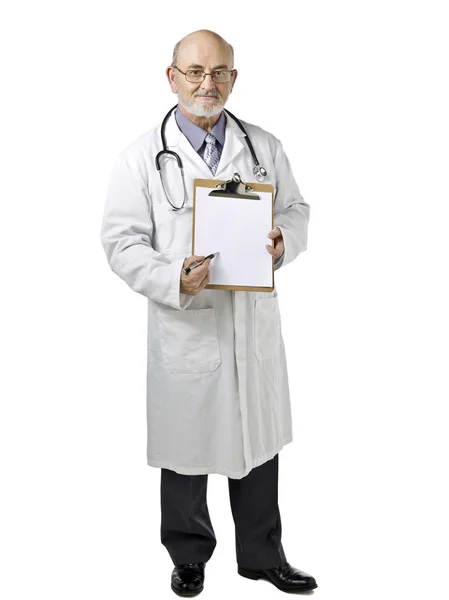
left=275, top=239, right=285, bottom=253
left=188, top=256, right=209, bottom=275
left=266, top=243, right=283, bottom=258
left=199, top=269, right=210, bottom=288
left=267, top=227, right=281, bottom=238
left=198, top=257, right=212, bottom=271
left=197, top=260, right=211, bottom=278
left=188, top=255, right=206, bottom=264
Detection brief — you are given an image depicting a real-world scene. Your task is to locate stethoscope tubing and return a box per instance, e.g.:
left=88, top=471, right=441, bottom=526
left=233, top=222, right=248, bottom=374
left=155, top=104, right=267, bottom=210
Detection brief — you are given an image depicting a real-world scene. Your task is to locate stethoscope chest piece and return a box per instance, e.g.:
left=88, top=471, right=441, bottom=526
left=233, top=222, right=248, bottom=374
left=253, top=165, right=267, bottom=182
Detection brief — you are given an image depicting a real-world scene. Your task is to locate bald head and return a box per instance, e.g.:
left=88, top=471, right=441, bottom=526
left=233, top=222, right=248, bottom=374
left=172, top=29, right=234, bottom=69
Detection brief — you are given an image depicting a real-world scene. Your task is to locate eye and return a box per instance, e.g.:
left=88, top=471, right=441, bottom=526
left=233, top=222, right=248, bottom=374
left=189, top=70, right=202, bottom=76
left=214, top=71, right=225, bottom=76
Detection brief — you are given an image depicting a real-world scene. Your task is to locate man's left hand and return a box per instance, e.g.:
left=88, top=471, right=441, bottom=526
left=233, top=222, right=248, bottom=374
left=266, top=226, right=284, bottom=259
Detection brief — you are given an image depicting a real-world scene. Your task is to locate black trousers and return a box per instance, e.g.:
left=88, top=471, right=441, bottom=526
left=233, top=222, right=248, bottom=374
left=160, top=453, right=287, bottom=569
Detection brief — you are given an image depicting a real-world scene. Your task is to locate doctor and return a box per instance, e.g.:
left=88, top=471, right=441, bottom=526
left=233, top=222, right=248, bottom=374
left=100, top=29, right=316, bottom=596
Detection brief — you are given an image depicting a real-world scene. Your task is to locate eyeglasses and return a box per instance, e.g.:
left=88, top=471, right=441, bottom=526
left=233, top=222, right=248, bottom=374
left=173, top=66, right=235, bottom=84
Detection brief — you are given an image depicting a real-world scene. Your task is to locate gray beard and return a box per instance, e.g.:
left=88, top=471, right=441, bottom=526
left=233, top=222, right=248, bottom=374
left=177, top=93, right=226, bottom=117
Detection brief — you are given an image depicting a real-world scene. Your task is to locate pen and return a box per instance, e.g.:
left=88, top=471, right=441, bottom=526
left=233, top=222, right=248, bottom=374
left=183, top=252, right=220, bottom=275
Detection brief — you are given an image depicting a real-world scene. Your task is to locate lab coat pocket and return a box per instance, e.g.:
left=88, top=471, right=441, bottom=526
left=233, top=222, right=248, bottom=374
left=254, top=297, right=281, bottom=361
left=156, top=307, right=222, bottom=374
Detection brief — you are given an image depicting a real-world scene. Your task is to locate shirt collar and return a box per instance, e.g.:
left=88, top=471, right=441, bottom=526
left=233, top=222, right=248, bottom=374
left=175, top=106, right=226, bottom=151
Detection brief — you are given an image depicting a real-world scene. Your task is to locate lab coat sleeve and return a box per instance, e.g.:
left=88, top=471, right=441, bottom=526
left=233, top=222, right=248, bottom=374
left=272, top=140, right=310, bottom=269
left=100, top=151, right=195, bottom=311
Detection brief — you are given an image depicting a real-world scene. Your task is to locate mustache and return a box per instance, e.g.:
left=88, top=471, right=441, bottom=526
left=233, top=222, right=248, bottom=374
left=195, top=93, right=220, bottom=98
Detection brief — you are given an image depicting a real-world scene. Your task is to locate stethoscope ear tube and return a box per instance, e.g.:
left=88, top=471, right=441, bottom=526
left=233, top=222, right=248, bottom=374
left=160, top=104, right=178, bottom=150
left=155, top=149, right=184, bottom=171
left=157, top=168, right=188, bottom=210
left=223, top=107, right=264, bottom=175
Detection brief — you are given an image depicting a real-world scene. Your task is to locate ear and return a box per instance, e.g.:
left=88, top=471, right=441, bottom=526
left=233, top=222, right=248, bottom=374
left=166, top=66, right=178, bottom=93
left=229, top=69, right=238, bottom=94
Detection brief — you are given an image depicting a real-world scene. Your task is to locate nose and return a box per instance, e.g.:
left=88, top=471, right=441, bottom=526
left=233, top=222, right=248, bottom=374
left=200, top=73, right=216, bottom=92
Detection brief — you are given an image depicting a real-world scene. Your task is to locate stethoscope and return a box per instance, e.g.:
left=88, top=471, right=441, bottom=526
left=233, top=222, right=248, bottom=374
left=155, top=104, right=268, bottom=211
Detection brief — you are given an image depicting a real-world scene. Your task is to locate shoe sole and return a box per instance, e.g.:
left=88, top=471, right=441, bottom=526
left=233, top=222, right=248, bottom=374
left=238, top=566, right=318, bottom=593
left=171, top=583, right=204, bottom=597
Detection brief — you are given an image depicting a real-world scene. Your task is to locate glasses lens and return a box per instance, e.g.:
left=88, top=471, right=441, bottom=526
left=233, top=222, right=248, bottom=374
left=186, top=70, right=205, bottom=82
left=212, top=71, right=231, bottom=83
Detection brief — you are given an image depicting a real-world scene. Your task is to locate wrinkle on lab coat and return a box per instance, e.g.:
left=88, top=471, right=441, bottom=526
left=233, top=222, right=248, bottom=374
left=100, top=110, right=309, bottom=478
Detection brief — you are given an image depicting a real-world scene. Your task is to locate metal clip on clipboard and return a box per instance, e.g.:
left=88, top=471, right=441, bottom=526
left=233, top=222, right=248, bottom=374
left=208, top=172, right=261, bottom=200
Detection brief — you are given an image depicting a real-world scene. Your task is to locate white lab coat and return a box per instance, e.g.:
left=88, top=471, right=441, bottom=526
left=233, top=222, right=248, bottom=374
left=100, top=109, right=309, bottom=479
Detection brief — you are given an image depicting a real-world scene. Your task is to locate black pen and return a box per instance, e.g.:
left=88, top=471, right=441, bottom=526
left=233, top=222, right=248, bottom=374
left=183, top=252, right=220, bottom=275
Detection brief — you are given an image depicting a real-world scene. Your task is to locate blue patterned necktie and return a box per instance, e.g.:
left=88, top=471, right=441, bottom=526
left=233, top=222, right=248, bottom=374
left=203, top=133, right=220, bottom=175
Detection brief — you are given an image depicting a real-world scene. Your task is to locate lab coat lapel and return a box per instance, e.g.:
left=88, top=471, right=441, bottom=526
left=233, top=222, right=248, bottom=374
left=165, top=110, right=213, bottom=178
left=164, top=108, right=247, bottom=179
left=215, top=113, right=246, bottom=176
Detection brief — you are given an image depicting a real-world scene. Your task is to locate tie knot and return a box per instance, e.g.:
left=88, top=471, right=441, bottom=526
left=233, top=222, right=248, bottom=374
left=205, top=133, right=217, bottom=145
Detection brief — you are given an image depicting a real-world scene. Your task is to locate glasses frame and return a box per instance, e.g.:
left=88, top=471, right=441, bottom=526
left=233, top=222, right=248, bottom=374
left=173, top=65, right=236, bottom=84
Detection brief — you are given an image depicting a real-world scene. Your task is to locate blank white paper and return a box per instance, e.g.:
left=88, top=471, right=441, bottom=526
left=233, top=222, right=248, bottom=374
left=193, top=186, right=273, bottom=287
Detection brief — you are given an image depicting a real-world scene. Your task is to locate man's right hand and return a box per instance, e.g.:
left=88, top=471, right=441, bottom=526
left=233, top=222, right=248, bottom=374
left=180, top=255, right=211, bottom=296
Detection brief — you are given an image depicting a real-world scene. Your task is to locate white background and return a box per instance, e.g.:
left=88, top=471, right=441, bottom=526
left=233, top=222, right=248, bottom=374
left=1, top=1, right=448, bottom=598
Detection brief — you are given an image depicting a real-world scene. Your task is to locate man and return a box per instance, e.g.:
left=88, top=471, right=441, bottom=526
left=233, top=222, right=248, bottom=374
left=100, top=29, right=317, bottom=596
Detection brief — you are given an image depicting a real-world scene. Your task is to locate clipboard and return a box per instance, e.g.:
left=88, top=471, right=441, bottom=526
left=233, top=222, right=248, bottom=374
left=192, top=173, right=275, bottom=292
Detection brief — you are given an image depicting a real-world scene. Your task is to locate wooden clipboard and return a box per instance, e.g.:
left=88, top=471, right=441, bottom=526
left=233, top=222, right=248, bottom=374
left=192, top=173, right=275, bottom=292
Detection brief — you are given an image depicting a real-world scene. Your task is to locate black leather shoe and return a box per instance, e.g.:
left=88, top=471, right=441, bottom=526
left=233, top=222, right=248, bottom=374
left=171, top=562, right=205, bottom=597
left=238, top=561, right=317, bottom=592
